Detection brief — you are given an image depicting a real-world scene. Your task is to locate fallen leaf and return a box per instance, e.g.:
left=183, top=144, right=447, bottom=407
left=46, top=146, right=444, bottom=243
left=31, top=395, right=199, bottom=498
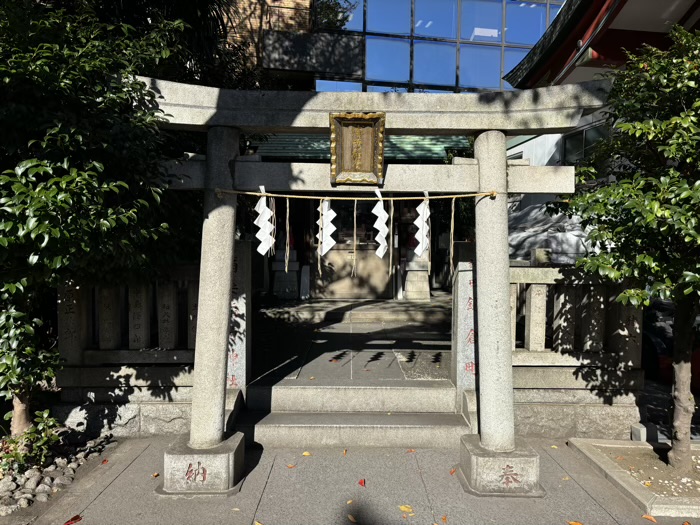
left=682, top=522, right=691, bottom=525
left=343, top=449, right=347, bottom=456
left=232, top=508, right=240, bottom=511
left=101, top=459, right=108, bottom=465
left=309, top=376, right=316, bottom=380
left=641, top=516, right=657, bottom=523
left=409, top=513, right=415, bottom=517
left=399, top=505, right=414, bottom=513
left=63, top=516, right=82, bottom=525
left=255, top=521, right=264, bottom=525
left=406, top=449, right=416, bottom=454
left=562, top=476, right=570, bottom=481
left=550, top=445, right=558, bottom=449
left=402, top=514, right=407, bottom=519
left=567, top=522, right=583, bottom=525
left=643, top=481, right=652, bottom=487
left=347, top=500, right=353, bottom=505
left=152, top=473, right=160, bottom=478
left=359, top=479, right=366, bottom=487
left=449, top=468, right=457, bottom=476
left=329, top=359, right=339, bottom=363
left=287, top=464, right=297, bottom=469
left=441, top=515, right=447, bottom=523
left=348, top=515, right=357, bottom=523
left=302, top=451, right=312, bottom=457
left=615, top=456, right=624, bottom=461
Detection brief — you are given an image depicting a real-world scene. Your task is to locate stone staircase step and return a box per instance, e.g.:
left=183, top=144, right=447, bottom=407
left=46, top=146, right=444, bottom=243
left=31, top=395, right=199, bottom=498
left=245, top=381, right=457, bottom=413
left=236, top=412, right=471, bottom=448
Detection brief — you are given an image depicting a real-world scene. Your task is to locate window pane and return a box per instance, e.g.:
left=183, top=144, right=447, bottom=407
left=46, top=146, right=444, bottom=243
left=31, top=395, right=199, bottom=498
left=414, top=41, right=457, bottom=86
left=564, top=131, right=584, bottom=164
left=505, top=1, right=547, bottom=45
left=366, top=37, right=410, bottom=82
left=459, top=44, right=501, bottom=89
left=344, top=1, right=364, bottom=31
left=461, top=0, right=503, bottom=43
left=367, top=0, right=411, bottom=35
left=415, top=0, right=458, bottom=39
left=367, top=85, right=409, bottom=92
left=503, top=47, right=529, bottom=89
left=583, top=125, right=608, bottom=150
left=549, top=4, right=562, bottom=24
left=315, top=80, right=362, bottom=92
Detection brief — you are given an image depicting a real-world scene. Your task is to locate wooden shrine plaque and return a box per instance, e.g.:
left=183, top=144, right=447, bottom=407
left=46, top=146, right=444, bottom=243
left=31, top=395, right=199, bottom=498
left=330, top=112, right=385, bottom=185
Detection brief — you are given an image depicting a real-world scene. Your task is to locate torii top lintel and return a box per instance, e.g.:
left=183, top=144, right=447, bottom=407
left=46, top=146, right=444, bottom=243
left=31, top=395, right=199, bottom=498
left=141, top=76, right=610, bottom=136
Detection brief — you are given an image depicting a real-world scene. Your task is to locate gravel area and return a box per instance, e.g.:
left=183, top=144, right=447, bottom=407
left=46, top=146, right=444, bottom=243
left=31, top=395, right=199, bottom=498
left=597, top=444, right=700, bottom=498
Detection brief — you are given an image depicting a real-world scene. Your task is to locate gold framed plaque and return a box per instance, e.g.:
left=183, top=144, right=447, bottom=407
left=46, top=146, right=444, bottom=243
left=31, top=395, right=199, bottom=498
left=330, top=112, right=385, bottom=185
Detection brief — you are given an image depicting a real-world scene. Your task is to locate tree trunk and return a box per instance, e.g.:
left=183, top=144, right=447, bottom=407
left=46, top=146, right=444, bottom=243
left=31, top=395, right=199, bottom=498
left=667, top=296, right=698, bottom=470
left=10, top=392, right=31, bottom=437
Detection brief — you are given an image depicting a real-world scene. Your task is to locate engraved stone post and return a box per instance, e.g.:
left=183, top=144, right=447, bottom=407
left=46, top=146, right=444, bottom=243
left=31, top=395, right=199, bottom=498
left=98, top=286, right=121, bottom=350
left=451, top=261, right=477, bottom=424
left=157, top=281, right=178, bottom=349
left=226, top=241, right=252, bottom=390
left=129, top=284, right=151, bottom=350
left=57, top=284, right=89, bottom=365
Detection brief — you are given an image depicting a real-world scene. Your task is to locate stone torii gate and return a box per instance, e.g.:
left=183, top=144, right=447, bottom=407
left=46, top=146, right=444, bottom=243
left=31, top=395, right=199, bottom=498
left=146, top=77, right=609, bottom=496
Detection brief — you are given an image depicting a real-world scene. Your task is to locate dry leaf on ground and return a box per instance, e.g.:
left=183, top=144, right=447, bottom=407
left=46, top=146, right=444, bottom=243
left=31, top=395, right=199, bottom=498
left=399, top=505, right=413, bottom=513
left=152, top=473, right=160, bottom=478
left=449, top=468, right=457, bottom=476
left=551, top=445, right=558, bottom=449
left=348, top=514, right=357, bottom=523
left=302, top=451, right=312, bottom=456
left=562, top=476, right=570, bottom=481
left=441, top=515, right=447, bottom=523
left=287, top=464, right=297, bottom=469
left=63, top=516, right=83, bottom=525
left=232, top=508, right=240, bottom=511
left=567, top=522, right=583, bottom=525
left=643, top=481, right=652, bottom=487
left=359, top=479, right=366, bottom=487
left=406, top=449, right=416, bottom=453
left=254, top=521, right=264, bottom=525
left=347, top=500, right=353, bottom=505
left=344, top=449, right=347, bottom=456
left=101, top=459, right=108, bottom=465
left=641, top=516, right=657, bottom=523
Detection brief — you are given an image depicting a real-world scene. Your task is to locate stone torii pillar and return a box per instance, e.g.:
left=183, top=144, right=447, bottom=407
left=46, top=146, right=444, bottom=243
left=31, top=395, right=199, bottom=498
left=163, top=126, right=245, bottom=494
left=457, top=130, right=573, bottom=497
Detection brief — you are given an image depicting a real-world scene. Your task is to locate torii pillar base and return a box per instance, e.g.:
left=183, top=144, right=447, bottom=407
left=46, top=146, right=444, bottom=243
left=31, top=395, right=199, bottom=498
left=457, top=435, right=545, bottom=498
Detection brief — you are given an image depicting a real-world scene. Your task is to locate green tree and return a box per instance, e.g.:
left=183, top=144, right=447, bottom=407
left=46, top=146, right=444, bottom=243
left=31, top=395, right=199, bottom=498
left=559, top=27, right=700, bottom=470
left=0, top=3, right=183, bottom=436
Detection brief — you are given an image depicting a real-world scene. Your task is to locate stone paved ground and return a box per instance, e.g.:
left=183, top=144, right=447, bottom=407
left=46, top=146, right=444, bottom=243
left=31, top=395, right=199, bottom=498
left=4, top=435, right=697, bottom=525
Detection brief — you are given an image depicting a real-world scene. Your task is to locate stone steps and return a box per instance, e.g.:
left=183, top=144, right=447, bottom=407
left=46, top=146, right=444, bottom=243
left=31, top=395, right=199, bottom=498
left=245, top=381, right=457, bottom=413
left=235, top=411, right=471, bottom=448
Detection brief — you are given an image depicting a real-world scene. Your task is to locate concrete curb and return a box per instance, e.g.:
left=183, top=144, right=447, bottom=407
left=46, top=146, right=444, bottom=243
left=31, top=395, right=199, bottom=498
left=568, top=438, right=700, bottom=518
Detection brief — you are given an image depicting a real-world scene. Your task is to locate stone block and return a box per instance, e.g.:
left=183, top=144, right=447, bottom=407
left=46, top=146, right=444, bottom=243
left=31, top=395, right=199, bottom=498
left=57, top=284, right=90, bottom=365
left=630, top=422, right=646, bottom=442
left=141, top=404, right=191, bottom=434
left=271, top=261, right=300, bottom=272
left=163, top=433, right=244, bottom=494
left=128, top=284, right=151, bottom=350
left=457, top=435, right=544, bottom=497
left=403, top=270, right=430, bottom=301
left=157, top=281, right=178, bottom=349
left=98, top=286, right=122, bottom=350
left=272, top=271, right=298, bottom=300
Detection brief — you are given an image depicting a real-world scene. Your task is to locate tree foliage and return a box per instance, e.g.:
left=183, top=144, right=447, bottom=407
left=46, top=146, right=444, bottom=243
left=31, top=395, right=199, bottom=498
left=0, top=2, right=184, bottom=432
left=556, top=27, right=700, bottom=469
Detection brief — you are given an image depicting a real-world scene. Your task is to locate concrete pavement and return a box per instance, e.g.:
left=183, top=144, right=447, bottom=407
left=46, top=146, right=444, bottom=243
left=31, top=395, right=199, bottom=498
left=6, top=435, right=695, bottom=525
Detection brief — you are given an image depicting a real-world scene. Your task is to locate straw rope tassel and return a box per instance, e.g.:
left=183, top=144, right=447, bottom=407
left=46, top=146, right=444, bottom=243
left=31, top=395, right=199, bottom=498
left=352, top=199, right=358, bottom=277
left=270, top=198, right=276, bottom=256
left=285, top=198, right=290, bottom=274
left=450, top=197, right=456, bottom=277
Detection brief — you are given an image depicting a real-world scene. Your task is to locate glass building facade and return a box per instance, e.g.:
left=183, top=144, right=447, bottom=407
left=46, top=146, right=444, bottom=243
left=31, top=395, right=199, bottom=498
left=315, top=0, right=564, bottom=92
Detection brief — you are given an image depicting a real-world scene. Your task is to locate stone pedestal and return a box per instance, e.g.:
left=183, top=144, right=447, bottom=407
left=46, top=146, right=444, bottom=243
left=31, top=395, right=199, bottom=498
left=163, top=433, right=245, bottom=494
left=403, top=260, right=430, bottom=301
left=457, top=435, right=544, bottom=497
left=272, top=249, right=299, bottom=299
